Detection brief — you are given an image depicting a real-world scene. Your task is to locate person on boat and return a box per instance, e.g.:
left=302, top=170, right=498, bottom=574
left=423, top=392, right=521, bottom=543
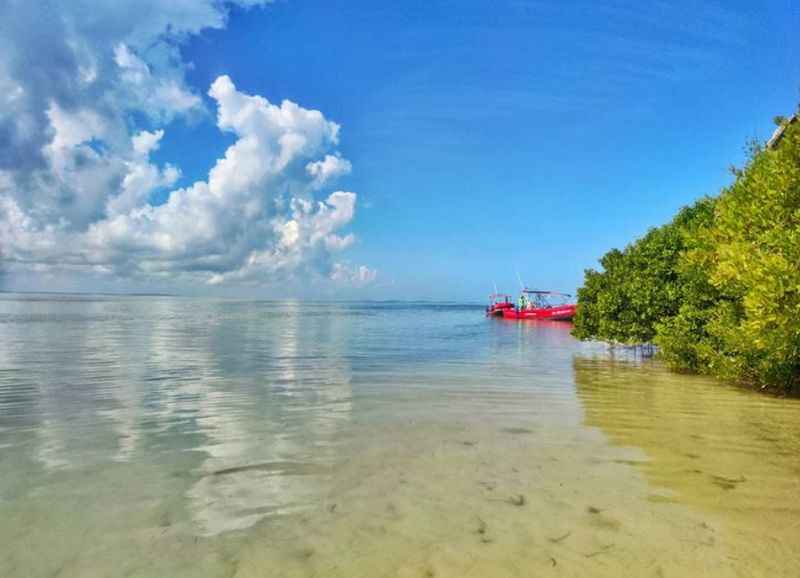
left=517, top=293, right=527, bottom=311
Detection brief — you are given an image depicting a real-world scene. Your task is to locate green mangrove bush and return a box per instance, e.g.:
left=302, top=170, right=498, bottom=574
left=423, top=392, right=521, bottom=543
left=574, top=112, right=800, bottom=394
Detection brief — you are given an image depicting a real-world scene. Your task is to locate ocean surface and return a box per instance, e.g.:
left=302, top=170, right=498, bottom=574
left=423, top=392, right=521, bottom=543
left=0, top=295, right=798, bottom=577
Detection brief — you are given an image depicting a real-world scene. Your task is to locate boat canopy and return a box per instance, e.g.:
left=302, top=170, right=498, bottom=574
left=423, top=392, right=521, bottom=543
left=522, top=289, right=572, bottom=298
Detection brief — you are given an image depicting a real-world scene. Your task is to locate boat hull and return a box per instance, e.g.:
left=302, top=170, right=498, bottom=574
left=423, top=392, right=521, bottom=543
left=486, top=302, right=515, bottom=317
left=500, top=304, right=576, bottom=321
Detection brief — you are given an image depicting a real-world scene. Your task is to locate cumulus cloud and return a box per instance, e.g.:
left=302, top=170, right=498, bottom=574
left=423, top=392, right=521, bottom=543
left=0, top=1, right=374, bottom=289
left=306, top=154, right=352, bottom=190
left=113, top=44, right=203, bottom=121
left=331, top=263, right=378, bottom=287
left=0, top=0, right=233, bottom=173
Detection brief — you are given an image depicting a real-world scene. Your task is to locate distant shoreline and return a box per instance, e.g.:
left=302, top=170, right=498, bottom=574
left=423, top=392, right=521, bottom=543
left=0, top=290, right=176, bottom=298
left=0, top=290, right=484, bottom=305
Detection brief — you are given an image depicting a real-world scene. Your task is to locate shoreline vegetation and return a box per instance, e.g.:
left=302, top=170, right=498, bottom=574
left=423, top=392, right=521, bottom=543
left=573, top=109, right=800, bottom=396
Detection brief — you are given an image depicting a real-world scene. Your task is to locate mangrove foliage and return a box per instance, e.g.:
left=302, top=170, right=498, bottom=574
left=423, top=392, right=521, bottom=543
left=573, top=112, right=800, bottom=394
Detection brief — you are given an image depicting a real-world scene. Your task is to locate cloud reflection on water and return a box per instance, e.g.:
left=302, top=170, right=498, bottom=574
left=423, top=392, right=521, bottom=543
left=0, top=297, right=355, bottom=535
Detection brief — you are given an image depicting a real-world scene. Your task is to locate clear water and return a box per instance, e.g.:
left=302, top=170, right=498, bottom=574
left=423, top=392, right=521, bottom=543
left=0, top=295, right=798, bottom=577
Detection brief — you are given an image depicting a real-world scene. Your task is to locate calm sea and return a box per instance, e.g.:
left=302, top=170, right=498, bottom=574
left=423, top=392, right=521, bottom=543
left=0, top=295, right=798, bottom=577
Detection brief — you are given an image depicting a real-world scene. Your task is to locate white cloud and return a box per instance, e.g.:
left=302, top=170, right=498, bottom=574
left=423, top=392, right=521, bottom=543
left=331, top=263, right=378, bottom=286
left=306, top=154, right=352, bottom=190
left=106, top=130, right=181, bottom=217
left=131, top=129, right=165, bottom=157
left=0, top=1, right=374, bottom=290
left=45, top=103, right=110, bottom=153
left=114, top=44, right=202, bottom=121
left=2, top=76, right=369, bottom=287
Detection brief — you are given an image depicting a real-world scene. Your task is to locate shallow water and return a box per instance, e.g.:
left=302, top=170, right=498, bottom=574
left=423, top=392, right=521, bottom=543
left=0, top=295, right=798, bottom=577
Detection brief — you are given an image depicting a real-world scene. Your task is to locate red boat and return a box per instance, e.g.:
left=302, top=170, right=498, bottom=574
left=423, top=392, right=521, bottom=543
left=487, top=289, right=576, bottom=321
left=486, top=293, right=514, bottom=317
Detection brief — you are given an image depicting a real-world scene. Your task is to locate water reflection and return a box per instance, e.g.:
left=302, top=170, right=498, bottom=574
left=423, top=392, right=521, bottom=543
left=574, top=356, right=800, bottom=576
left=186, top=299, right=354, bottom=534
left=0, top=297, right=355, bottom=536
left=3, top=297, right=800, bottom=577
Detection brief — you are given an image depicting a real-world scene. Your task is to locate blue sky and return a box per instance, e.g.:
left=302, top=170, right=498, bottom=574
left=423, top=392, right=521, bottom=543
left=1, top=1, right=798, bottom=300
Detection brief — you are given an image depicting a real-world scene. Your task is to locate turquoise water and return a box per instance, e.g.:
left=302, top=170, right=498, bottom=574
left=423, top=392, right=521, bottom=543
left=0, top=295, right=798, bottom=577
